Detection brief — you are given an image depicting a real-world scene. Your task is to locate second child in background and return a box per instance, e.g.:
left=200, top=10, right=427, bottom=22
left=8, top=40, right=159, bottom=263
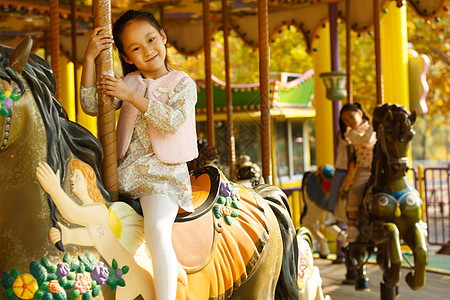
left=339, top=103, right=376, bottom=243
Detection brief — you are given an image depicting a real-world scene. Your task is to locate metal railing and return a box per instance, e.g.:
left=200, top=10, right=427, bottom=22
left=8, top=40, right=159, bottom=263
left=423, top=165, right=450, bottom=247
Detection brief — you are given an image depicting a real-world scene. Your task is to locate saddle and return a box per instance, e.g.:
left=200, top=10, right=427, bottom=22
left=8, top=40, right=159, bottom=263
left=116, top=166, right=269, bottom=286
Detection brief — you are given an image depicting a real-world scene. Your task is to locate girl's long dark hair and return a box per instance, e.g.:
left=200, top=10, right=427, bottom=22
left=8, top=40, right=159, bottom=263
left=339, top=102, right=371, bottom=139
left=112, top=10, right=172, bottom=76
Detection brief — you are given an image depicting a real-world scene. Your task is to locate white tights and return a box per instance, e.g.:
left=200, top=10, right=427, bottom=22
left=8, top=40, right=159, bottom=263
left=140, top=194, right=179, bottom=300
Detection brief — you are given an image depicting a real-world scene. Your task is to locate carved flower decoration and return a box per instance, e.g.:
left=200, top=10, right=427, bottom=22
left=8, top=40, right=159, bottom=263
left=214, top=176, right=240, bottom=225
left=12, top=273, right=38, bottom=299
left=74, top=273, right=92, bottom=294
left=48, top=280, right=61, bottom=294
left=0, top=90, right=20, bottom=117
left=91, top=261, right=109, bottom=285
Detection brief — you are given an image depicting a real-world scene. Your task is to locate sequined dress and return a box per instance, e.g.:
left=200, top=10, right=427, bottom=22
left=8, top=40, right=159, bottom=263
left=80, top=72, right=196, bottom=212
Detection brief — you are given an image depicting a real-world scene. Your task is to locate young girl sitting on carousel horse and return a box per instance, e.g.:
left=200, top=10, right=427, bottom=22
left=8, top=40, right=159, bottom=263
left=80, top=10, right=198, bottom=300
left=324, top=102, right=376, bottom=243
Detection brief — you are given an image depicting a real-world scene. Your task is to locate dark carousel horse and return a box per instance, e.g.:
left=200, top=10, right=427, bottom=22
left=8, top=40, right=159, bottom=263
left=0, top=37, right=108, bottom=272
left=347, top=103, right=427, bottom=300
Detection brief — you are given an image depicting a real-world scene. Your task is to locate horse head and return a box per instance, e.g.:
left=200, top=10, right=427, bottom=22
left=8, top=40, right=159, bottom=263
left=373, top=103, right=416, bottom=179
left=0, top=37, right=32, bottom=152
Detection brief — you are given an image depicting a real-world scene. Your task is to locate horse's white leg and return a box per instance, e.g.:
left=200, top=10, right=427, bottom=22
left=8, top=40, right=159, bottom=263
left=322, top=224, right=348, bottom=246
left=302, top=198, right=329, bottom=257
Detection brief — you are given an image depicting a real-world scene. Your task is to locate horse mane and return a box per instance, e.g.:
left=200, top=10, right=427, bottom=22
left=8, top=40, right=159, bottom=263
left=0, top=44, right=111, bottom=229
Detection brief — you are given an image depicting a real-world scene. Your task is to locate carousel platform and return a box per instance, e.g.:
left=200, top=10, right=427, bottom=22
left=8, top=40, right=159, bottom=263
left=315, top=251, right=450, bottom=300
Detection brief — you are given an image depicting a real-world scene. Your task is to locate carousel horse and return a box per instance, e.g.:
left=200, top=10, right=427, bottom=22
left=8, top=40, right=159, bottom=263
left=301, top=163, right=356, bottom=258
left=0, top=37, right=324, bottom=300
left=347, top=103, right=427, bottom=299
left=0, top=37, right=108, bottom=273
left=34, top=157, right=305, bottom=300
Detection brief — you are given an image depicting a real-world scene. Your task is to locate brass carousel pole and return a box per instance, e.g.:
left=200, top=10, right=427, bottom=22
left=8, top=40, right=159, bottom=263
left=93, top=0, right=118, bottom=198
left=71, top=0, right=79, bottom=121
left=203, top=0, right=215, bottom=147
left=222, top=0, right=236, bottom=179
left=373, top=0, right=384, bottom=105
left=257, top=0, right=272, bottom=184
left=346, top=0, right=353, bottom=104
left=49, top=0, right=60, bottom=100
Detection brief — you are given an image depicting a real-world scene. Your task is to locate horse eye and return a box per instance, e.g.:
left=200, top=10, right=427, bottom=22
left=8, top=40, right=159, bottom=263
left=378, top=196, right=389, bottom=207
left=406, top=195, right=416, bottom=206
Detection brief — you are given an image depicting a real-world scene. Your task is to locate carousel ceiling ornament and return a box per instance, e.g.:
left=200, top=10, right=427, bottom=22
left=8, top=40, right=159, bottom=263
left=0, top=0, right=446, bottom=60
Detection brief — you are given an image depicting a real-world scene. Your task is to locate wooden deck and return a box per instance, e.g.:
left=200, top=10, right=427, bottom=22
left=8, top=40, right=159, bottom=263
left=315, top=257, right=450, bottom=300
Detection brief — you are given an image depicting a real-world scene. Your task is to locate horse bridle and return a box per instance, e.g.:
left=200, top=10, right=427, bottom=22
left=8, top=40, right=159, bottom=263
left=0, top=108, right=12, bottom=150
left=0, top=90, right=21, bottom=151
left=377, top=120, right=409, bottom=170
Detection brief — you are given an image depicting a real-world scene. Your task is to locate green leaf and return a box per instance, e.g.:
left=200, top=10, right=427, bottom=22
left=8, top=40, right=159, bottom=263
left=65, top=280, right=75, bottom=289
left=79, top=255, right=93, bottom=272
left=7, top=293, right=20, bottom=300
left=224, top=215, right=232, bottom=226
left=30, top=261, right=48, bottom=285
left=79, top=263, right=85, bottom=273
left=70, top=260, right=80, bottom=272
left=10, top=269, right=20, bottom=279
left=58, top=276, right=68, bottom=288
left=112, top=259, right=118, bottom=270
left=107, top=275, right=117, bottom=286
left=42, top=291, right=53, bottom=300
left=117, top=278, right=126, bottom=287
left=122, top=266, right=129, bottom=274
left=40, top=281, right=49, bottom=291
left=41, top=257, right=52, bottom=269
left=85, top=252, right=96, bottom=264
left=92, top=285, right=102, bottom=297
left=230, top=210, right=240, bottom=218
left=10, top=92, right=20, bottom=101
left=47, top=272, right=58, bottom=281
left=67, top=272, right=76, bottom=280
left=48, top=264, right=57, bottom=273
left=82, top=290, right=92, bottom=300
left=63, top=253, right=72, bottom=264
left=231, top=201, right=239, bottom=209
left=69, top=289, right=80, bottom=299
left=54, top=291, right=68, bottom=300
left=217, top=196, right=226, bottom=205
left=34, top=289, right=45, bottom=299
left=213, top=204, right=223, bottom=219
left=3, top=288, right=13, bottom=297
left=90, top=280, right=97, bottom=289
left=2, top=272, right=15, bottom=288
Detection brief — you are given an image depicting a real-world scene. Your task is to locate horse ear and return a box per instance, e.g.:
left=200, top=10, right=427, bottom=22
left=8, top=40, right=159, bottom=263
left=388, top=109, right=394, bottom=121
left=10, top=36, right=33, bottom=74
left=409, top=110, right=417, bottom=125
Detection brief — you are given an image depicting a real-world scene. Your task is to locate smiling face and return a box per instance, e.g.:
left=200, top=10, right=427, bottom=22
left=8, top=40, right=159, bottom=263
left=341, top=109, right=364, bottom=130
left=120, top=20, right=168, bottom=79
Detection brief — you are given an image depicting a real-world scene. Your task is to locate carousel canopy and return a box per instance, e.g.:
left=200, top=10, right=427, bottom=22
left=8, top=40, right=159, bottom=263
left=0, top=0, right=445, bottom=63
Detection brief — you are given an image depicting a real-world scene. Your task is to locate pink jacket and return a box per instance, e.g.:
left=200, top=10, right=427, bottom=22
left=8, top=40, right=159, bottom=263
left=117, top=70, right=198, bottom=164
